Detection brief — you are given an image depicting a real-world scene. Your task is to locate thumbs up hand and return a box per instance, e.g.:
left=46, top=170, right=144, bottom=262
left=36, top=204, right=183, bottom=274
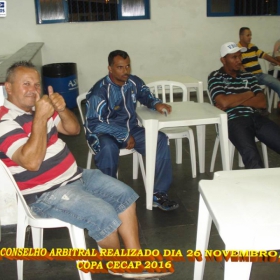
left=48, top=86, right=66, bottom=113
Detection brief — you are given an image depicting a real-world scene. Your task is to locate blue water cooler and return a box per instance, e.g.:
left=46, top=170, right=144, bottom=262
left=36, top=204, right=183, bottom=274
left=42, top=63, right=79, bottom=109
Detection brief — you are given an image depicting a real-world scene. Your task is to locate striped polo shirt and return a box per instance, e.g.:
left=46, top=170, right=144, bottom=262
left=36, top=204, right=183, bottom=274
left=0, top=100, right=82, bottom=195
left=237, top=43, right=266, bottom=74
left=208, top=67, right=263, bottom=120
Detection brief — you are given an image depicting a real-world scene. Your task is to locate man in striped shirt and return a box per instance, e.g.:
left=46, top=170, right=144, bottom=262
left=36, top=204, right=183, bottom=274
left=237, top=27, right=280, bottom=101
left=0, top=61, right=172, bottom=279
left=208, top=42, right=280, bottom=169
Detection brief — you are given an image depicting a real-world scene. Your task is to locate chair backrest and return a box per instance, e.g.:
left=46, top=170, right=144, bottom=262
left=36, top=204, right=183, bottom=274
left=76, top=92, right=88, bottom=125
left=206, top=89, right=219, bottom=134
left=259, top=52, right=272, bottom=74
left=259, top=58, right=270, bottom=74
left=146, top=80, right=189, bottom=102
left=76, top=92, right=95, bottom=154
left=0, top=160, right=36, bottom=220
left=206, top=89, right=214, bottom=105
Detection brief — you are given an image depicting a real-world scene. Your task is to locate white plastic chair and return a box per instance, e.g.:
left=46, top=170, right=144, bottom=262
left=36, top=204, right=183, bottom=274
left=0, top=160, right=92, bottom=280
left=76, top=93, right=146, bottom=185
left=206, top=90, right=269, bottom=171
left=146, top=81, right=196, bottom=178
left=210, top=132, right=269, bottom=171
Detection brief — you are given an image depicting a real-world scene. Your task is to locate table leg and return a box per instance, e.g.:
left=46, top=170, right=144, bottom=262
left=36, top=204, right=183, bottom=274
left=224, top=243, right=252, bottom=280
left=218, top=114, right=230, bottom=171
left=224, top=255, right=252, bottom=280
left=196, top=125, right=205, bottom=173
left=193, top=194, right=212, bottom=280
left=144, top=119, right=159, bottom=210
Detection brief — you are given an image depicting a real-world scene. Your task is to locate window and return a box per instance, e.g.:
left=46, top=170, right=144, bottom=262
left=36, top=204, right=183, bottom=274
left=207, top=0, right=280, bottom=16
left=35, top=0, right=150, bottom=24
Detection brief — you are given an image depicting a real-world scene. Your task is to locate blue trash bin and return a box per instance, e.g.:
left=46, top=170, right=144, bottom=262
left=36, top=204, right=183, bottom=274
left=42, top=63, right=79, bottom=109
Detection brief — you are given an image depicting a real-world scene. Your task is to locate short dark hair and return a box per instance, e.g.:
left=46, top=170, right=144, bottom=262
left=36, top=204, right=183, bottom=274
left=239, top=27, right=250, bottom=36
left=6, top=61, right=37, bottom=82
left=108, top=50, right=129, bottom=66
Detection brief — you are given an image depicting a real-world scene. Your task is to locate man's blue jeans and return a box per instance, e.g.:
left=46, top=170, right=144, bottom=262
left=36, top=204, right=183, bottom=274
left=228, top=113, right=280, bottom=169
left=255, top=73, right=280, bottom=98
left=94, top=126, right=172, bottom=194
left=30, top=169, right=139, bottom=242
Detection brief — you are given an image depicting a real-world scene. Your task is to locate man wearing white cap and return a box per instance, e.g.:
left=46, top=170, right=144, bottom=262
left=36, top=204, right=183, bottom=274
left=208, top=42, right=280, bottom=169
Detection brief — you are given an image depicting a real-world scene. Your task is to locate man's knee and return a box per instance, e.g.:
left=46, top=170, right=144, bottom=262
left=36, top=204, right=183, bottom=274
left=100, top=144, right=119, bottom=158
left=99, top=136, right=120, bottom=155
left=94, top=138, right=120, bottom=175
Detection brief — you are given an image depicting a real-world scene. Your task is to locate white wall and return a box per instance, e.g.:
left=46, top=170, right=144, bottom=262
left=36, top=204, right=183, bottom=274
left=0, top=0, right=279, bottom=93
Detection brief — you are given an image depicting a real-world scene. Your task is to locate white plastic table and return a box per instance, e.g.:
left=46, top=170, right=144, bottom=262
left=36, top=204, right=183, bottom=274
left=136, top=102, right=230, bottom=210
left=194, top=168, right=280, bottom=280
left=141, top=75, right=204, bottom=103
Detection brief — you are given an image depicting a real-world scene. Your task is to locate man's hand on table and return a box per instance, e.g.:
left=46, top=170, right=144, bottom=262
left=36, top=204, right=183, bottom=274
left=155, top=103, right=172, bottom=115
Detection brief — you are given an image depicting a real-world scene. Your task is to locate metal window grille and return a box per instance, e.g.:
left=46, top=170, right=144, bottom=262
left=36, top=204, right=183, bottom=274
left=68, top=0, right=118, bottom=22
left=235, top=0, right=278, bottom=15
left=208, top=0, right=279, bottom=16
left=36, top=0, right=149, bottom=23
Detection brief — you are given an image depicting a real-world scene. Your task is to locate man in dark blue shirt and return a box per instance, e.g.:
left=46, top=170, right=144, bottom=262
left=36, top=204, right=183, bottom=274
left=85, top=50, right=178, bottom=211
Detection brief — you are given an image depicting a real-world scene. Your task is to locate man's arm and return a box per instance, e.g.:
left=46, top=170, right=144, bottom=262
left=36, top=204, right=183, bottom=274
left=136, top=78, right=162, bottom=109
left=240, top=92, right=267, bottom=108
left=12, top=95, right=54, bottom=171
left=48, top=86, right=80, bottom=135
left=215, top=91, right=267, bottom=110
left=263, top=53, right=280, bottom=66
left=56, top=109, right=80, bottom=135
left=214, top=91, right=254, bottom=109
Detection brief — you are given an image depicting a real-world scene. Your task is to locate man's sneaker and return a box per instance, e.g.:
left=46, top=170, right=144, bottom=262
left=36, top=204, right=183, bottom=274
left=153, top=192, right=179, bottom=211
left=122, top=271, right=172, bottom=279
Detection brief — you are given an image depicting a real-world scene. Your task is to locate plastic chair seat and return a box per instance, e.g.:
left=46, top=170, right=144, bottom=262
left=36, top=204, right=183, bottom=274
left=160, top=126, right=193, bottom=135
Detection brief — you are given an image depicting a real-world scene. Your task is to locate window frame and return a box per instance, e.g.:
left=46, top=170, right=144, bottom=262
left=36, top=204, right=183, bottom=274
left=35, top=0, right=150, bottom=24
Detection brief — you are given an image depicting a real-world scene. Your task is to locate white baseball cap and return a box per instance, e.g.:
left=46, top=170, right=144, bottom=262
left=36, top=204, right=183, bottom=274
left=220, top=42, right=247, bottom=57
